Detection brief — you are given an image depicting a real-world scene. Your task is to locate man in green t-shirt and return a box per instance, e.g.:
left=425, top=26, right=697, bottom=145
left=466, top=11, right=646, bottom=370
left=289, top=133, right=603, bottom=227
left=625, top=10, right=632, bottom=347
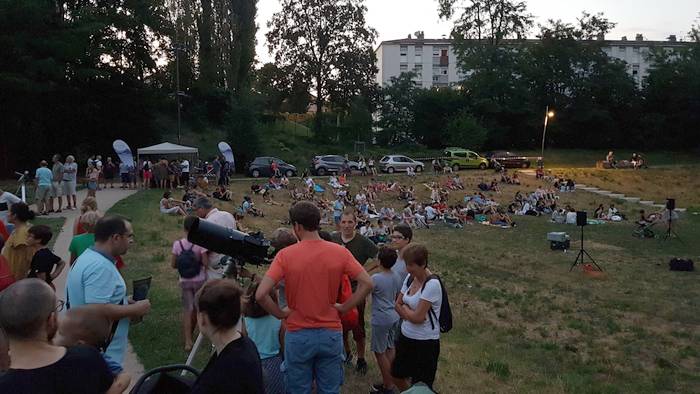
left=332, top=208, right=378, bottom=376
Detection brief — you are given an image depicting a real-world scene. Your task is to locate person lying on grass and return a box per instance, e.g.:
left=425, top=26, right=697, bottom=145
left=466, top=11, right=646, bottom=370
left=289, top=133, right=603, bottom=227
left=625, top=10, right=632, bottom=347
left=160, top=192, right=187, bottom=216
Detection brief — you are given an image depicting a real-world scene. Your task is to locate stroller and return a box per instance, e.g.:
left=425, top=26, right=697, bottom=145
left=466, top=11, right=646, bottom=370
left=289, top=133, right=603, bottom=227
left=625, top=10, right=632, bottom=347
left=129, top=365, right=200, bottom=394
left=633, top=221, right=656, bottom=238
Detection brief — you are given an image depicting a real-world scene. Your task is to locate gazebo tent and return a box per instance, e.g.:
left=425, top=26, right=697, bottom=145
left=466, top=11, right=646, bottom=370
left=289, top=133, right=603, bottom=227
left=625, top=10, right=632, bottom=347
left=136, top=142, right=199, bottom=166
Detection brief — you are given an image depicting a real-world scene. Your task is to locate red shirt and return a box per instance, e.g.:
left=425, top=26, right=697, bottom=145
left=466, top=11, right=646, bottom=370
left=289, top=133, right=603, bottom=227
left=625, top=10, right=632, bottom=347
left=265, top=239, right=364, bottom=332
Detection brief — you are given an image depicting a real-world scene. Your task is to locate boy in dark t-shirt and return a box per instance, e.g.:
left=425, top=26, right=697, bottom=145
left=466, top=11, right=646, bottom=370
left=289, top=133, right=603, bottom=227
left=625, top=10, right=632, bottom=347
left=26, top=225, right=66, bottom=287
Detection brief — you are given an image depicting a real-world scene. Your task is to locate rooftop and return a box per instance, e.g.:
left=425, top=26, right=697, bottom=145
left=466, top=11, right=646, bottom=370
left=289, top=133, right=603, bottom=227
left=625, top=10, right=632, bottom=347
left=377, top=36, right=691, bottom=48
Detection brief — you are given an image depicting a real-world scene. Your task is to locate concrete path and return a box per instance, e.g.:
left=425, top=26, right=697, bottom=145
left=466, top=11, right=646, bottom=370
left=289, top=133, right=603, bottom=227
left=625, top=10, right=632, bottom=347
left=49, top=187, right=145, bottom=385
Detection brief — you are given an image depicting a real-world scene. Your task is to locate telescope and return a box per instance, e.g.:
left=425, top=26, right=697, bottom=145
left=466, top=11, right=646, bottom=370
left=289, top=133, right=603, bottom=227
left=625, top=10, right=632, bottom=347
left=185, top=216, right=271, bottom=267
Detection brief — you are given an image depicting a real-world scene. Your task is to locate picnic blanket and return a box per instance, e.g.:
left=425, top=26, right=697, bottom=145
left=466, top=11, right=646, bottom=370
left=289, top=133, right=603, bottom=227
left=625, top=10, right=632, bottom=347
left=314, top=184, right=325, bottom=193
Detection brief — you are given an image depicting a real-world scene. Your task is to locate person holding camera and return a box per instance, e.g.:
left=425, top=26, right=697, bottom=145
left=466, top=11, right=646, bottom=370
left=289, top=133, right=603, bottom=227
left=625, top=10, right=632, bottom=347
left=255, top=201, right=373, bottom=393
left=193, top=197, right=236, bottom=279
left=66, top=216, right=151, bottom=374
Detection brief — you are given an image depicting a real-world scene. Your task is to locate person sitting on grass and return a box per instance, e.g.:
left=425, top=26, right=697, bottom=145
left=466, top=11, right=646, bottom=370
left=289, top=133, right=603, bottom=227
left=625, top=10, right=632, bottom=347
left=212, top=185, right=232, bottom=201
left=511, top=172, right=521, bottom=185
left=280, top=175, right=290, bottom=189
left=406, top=166, right=416, bottom=177
left=452, top=174, right=464, bottom=190
left=160, top=191, right=187, bottom=216
left=489, top=207, right=515, bottom=227
left=26, top=225, right=66, bottom=290
left=172, top=218, right=208, bottom=352
left=594, top=204, right=606, bottom=219
left=242, top=281, right=286, bottom=394
left=606, top=151, right=617, bottom=168
left=242, top=196, right=264, bottom=217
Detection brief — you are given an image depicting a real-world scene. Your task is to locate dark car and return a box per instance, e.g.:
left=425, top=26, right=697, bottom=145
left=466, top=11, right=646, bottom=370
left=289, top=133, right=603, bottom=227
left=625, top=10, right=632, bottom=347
left=247, top=156, right=296, bottom=178
left=311, top=155, right=359, bottom=176
left=484, top=151, right=531, bottom=168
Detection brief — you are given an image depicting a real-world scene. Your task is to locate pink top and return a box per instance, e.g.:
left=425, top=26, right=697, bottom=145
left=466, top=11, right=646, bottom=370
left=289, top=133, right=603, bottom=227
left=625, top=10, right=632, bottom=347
left=172, top=238, right=207, bottom=282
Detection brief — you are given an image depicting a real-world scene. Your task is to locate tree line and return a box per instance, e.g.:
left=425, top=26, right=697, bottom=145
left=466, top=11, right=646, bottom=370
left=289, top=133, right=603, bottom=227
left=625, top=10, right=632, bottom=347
left=1, top=0, right=698, bottom=176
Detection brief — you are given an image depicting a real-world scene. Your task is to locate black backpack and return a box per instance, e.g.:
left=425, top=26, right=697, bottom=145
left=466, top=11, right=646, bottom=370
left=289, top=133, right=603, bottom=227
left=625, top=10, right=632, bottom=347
left=407, top=274, right=453, bottom=333
left=669, top=258, right=694, bottom=272
left=176, top=241, right=201, bottom=279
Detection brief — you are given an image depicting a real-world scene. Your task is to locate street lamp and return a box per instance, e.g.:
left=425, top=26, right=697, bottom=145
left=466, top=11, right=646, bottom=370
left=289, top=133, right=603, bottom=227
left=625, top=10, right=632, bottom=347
left=171, top=43, right=187, bottom=144
left=540, top=106, right=555, bottom=159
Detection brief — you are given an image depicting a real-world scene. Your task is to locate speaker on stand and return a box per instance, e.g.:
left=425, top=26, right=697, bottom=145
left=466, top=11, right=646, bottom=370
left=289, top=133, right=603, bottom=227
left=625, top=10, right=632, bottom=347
left=570, top=211, right=603, bottom=272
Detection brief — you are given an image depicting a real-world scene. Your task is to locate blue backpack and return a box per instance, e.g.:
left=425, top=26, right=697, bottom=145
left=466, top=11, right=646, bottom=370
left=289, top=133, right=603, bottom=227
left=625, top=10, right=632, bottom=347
left=176, top=241, right=201, bottom=279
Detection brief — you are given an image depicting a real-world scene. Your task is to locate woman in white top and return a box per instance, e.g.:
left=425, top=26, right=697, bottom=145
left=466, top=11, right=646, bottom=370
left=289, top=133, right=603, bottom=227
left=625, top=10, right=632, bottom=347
left=391, top=244, right=442, bottom=391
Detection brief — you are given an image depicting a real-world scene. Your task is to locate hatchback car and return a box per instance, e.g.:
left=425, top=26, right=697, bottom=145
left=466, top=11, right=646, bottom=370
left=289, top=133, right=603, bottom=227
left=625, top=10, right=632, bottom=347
left=484, top=151, right=531, bottom=168
left=247, top=156, right=296, bottom=178
left=442, top=147, right=489, bottom=171
left=311, top=155, right=359, bottom=176
left=379, top=155, right=424, bottom=174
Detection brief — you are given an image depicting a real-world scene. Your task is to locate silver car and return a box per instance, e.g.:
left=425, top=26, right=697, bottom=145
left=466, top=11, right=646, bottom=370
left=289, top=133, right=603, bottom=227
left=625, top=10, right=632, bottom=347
left=312, top=155, right=359, bottom=176
left=379, top=155, right=425, bottom=174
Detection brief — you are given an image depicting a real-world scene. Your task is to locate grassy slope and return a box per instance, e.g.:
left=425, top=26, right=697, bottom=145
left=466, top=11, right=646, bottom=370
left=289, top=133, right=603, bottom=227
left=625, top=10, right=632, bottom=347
left=113, top=168, right=699, bottom=393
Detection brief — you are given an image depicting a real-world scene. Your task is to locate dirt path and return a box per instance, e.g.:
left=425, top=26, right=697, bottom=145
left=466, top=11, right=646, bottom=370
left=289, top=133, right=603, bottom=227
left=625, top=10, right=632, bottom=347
left=50, top=187, right=145, bottom=385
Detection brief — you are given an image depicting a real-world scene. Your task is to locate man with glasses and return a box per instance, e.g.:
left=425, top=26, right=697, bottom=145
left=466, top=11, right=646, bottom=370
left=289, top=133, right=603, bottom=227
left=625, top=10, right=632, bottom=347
left=0, top=279, right=115, bottom=393
left=389, top=224, right=413, bottom=283
left=66, top=216, right=151, bottom=374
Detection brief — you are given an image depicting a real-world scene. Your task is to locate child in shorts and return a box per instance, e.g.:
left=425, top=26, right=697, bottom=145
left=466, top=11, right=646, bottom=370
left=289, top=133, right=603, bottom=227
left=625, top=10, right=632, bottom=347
left=370, top=247, right=403, bottom=394
left=26, top=225, right=66, bottom=289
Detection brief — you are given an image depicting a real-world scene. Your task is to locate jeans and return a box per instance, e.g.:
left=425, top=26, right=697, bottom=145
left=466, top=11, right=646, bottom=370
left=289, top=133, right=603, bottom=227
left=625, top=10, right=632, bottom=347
left=284, top=328, right=343, bottom=394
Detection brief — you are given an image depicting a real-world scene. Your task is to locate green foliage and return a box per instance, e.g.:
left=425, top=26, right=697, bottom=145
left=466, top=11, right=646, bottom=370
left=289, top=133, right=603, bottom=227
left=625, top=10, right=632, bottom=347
left=266, top=0, right=378, bottom=133
left=412, top=88, right=466, bottom=148
left=377, top=72, right=419, bottom=145
left=446, top=111, right=488, bottom=149
left=225, top=94, right=260, bottom=171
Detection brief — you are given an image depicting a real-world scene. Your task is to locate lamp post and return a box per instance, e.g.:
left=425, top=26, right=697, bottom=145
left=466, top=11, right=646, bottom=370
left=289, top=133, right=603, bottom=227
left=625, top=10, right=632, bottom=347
left=171, top=43, right=187, bottom=144
left=540, top=106, right=555, bottom=159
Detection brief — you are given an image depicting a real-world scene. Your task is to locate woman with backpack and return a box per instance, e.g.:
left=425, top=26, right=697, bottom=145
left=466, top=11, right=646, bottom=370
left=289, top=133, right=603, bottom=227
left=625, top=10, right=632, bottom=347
left=171, top=219, right=208, bottom=352
left=391, top=244, right=444, bottom=391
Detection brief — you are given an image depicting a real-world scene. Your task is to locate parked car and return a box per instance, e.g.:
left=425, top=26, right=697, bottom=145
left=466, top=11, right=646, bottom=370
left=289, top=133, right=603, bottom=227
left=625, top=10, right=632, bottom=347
left=379, top=155, right=425, bottom=174
left=311, top=155, right=359, bottom=176
left=441, top=147, right=489, bottom=171
left=247, top=156, right=296, bottom=178
left=484, top=151, right=531, bottom=168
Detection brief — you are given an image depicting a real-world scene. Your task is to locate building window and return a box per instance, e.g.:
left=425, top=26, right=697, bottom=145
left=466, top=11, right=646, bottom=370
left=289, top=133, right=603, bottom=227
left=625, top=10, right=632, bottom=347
left=632, top=64, right=639, bottom=75
left=633, top=47, right=640, bottom=54
left=415, top=46, right=423, bottom=55
left=400, top=45, right=408, bottom=54
left=414, top=64, right=423, bottom=72
left=400, top=64, right=408, bottom=72
left=618, top=46, right=626, bottom=54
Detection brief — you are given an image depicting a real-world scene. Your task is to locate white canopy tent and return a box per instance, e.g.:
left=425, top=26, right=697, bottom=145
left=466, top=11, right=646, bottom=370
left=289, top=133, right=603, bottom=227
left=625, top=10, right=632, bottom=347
left=136, top=142, right=199, bottom=166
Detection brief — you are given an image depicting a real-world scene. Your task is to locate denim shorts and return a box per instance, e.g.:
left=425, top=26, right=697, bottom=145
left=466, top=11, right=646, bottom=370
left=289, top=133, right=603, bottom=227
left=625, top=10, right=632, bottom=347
left=285, top=328, right=343, bottom=394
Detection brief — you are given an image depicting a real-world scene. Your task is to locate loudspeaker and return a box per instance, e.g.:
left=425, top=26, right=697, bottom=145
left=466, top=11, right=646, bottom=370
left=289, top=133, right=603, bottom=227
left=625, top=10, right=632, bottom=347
left=666, top=198, right=675, bottom=211
left=576, top=211, right=587, bottom=226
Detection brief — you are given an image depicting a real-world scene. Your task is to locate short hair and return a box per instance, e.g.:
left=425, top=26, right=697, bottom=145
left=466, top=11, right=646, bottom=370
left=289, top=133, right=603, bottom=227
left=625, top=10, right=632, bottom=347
left=0, top=279, right=55, bottom=339
left=184, top=215, right=198, bottom=232
left=163, top=191, right=171, bottom=199
left=270, top=228, right=297, bottom=250
left=28, top=225, right=52, bottom=245
left=94, top=216, right=129, bottom=242
left=242, top=281, right=275, bottom=318
left=289, top=201, right=320, bottom=232
left=341, top=208, right=357, bottom=221
left=40, top=160, right=48, bottom=167
left=196, top=279, right=242, bottom=329
left=53, top=154, right=61, bottom=161
left=10, top=202, right=35, bottom=222
left=55, top=305, right=112, bottom=348
left=193, top=197, right=213, bottom=210
left=378, top=246, right=398, bottom=269
left=393, top=224, right=413, bottom=242
left=403, top=244, right=429, bottom=267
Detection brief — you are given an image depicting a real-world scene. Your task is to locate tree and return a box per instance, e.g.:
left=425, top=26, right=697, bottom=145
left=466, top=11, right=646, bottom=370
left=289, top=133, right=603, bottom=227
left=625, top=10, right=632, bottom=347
left=412, top=88, right=465, bottom=148
left=377, top=72, right=419, bottom=145
left=266, top=0, right=378, bottom=133
left=446, top=111, right=489, bottom=149
left=439, top=0, right=533, bottom=45
left=640, top=20, right=700, bottom=149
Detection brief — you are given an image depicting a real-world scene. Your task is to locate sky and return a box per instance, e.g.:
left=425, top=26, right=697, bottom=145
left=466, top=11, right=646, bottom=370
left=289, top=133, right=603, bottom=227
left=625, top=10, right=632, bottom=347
left=254, top=0, right=699, bottom=64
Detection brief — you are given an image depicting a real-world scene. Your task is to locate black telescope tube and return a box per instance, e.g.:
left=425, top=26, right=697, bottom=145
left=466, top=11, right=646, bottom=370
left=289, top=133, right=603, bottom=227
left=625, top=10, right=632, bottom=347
left=186, top=216, right=270, bottom=264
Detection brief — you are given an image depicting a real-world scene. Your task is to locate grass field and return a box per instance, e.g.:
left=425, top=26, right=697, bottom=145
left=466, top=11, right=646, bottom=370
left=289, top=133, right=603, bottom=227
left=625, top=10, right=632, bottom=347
left=111, top=168, right=700, bottom=393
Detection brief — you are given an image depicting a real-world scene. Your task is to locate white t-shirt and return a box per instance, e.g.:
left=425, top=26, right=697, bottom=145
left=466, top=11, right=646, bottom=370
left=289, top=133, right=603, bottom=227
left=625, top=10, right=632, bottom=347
left=0, top=191, right=22, bottom=224
left=181, top=160, right=190, bottom=173
left=400, top=275, right=442, bottom=340
left=204, top=208, right=237, bottom=278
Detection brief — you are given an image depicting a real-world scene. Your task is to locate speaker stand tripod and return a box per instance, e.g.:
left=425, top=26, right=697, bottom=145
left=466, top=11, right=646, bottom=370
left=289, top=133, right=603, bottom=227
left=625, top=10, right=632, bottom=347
left=662, top=209, right=683, bottom=243
left=569, top=225, right=603, bottom=272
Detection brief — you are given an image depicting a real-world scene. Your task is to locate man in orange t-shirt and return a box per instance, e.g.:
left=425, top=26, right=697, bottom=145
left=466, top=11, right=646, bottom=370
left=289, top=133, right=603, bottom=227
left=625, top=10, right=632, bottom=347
left=256, top=201, right=373, bottom=393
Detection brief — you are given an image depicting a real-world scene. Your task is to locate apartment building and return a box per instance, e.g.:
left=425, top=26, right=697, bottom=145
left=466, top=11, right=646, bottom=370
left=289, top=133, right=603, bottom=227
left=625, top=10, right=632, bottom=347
left=375, top=34, right=689, bottom=89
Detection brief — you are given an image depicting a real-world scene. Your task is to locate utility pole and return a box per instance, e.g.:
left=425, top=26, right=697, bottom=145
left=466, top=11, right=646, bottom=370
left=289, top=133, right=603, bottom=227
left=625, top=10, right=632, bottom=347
left=172, top=43, right=187, bottom=144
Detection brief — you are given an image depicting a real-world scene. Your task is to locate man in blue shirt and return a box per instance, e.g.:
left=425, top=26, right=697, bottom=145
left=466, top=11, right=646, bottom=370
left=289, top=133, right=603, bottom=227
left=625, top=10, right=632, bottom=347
left=34, top=160, right=52, bottom=215
left=66, top=216, right=150, bottom=374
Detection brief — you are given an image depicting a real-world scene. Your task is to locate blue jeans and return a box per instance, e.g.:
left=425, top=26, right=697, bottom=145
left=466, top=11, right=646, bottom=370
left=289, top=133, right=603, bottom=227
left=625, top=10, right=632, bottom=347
left=284, top=328, right=343, bottom=394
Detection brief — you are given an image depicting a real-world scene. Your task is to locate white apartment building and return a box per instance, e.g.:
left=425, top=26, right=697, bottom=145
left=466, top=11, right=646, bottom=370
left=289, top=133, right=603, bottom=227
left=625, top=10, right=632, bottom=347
left=375, top=34, right=689, bottom=89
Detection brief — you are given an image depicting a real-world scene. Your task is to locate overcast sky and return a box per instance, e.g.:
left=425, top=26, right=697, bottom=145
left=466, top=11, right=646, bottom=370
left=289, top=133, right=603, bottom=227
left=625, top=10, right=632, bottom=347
left=255, top=0, right=699, bottom=64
